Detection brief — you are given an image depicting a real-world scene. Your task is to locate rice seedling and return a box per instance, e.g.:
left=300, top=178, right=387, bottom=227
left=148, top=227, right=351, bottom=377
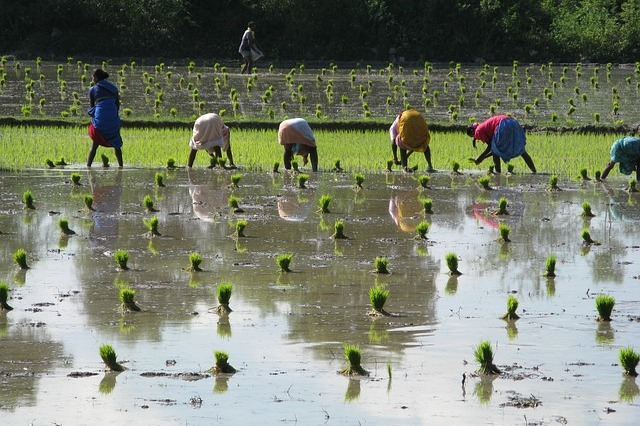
left=215, top=283, right=233, bottom=314
left=13, top=248, right=29, bottom=269
left=478, top=175, right=492, bottom=190
left=114, top=249, right=129, bottom=270
left=45, top=158, right=55, bottom=168
left=495, top=197, right=509, bottom=215
left=445, top=252, right=462, bottom=275
left=581, top=228, right=598, bottom=245
left=595, top=294, right=615, bottom=321
left=374, top=256, right=389, bottom=274
left=368, top=284, right=390, bottom=316
left=0, top=282, right=13, bottom=310
left=332, top=220, right=347, bottom=239
left=417, top=174, right=431, bottom=189
left=547, top=174, right=561, bottom=191
left=144, top=215, right=161, bottom=236
left=319, top=194, right=332, bottom=213
left=55, top=157, right=67, bottom=166
left=211, top=350, right=236, bottom=374
left=543, top=255, right=557, bottom=277
left=498, top=223, right=511, bottom=242
left=58, top=218, right=75, bottom=235
left=506, top=163, right=515, bottom=174
left=333, top=159, right=343, bottom=172
left=474, top=340, right=501, bottom=375
left=99, top=344, right=124, bottom=372
left=100, top=153, right=109, bottom=167
left=83, top=194, right=94, bottom=211
left=581, top=202, right=595, bottom=217
left=143, top=195, right=157, bottom=212
left=294, top=173, right=308, bottom=189
left=23, top=190, right=35, bottom=209
left=451, top=160, right=462, bottom=175
left=619, top=347, right=640, bottom=376
left=187, top=252, right=203, bottom=272
left=228, top=195, right=244, bottom=213
left=276, top=253, right=293, bottom=272
left=594, top=170, right=602, bottom=181
left=230, top=173, right=242, bottom=187
left=155, top=172, right=165, bottom=187
left=234, top=219, right=247, bottom=237
left=166, top=158, right=176, bottom=169
left=415, top=221, right=430, bottom=239
left=421, top=198, right=434, bottom=214
left=70, top=172, right=81, bottom=185
left=119, top=287, right=141, bottom=312
left=339, top=344, right=368, bottom=376
left=579, top=168, right=590, bottom=180
left=500, top=295, right=520, bottom=320
left=291, top=159, right=299, bottom=172
left=353, top=173, right=365, bottom=189
left=628, top=178, right=638, bottom=192
left=386, top=159, right=394, bottom=172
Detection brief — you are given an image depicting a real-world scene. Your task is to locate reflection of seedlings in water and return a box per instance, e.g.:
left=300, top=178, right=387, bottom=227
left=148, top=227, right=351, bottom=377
left=100, top=154, right=110, bottom=168
left=495, top=197, right=509, bottom=215
left=446, top=252, right=462, bottom=275
left=474, top=340, right=501, bottom=375
left=99, top=344, right=125, bottom=372
left=451, top=160, right=462, bottom=175
left=215, top=283, right=233, bottom=315
left=318, top=217, right=330, bottom=231
left=0, top=282, right=13, bottom=310
left=214, top=376, right=230, bottom=393
left=230, top=173, right=242, bottom=188
left=367, top=321, right=389, bottom=344
left=217, top=314, right=232, bottom=338
left=114, top=249, right=129, bottom=270
left=547, top=174, right=561, bottom=191
left=579, top=168, right=590, bottom=180
left=318, top=194, right=332, bottom=213
left=386, top=159, right=394, bottom=173
left=344, top=378, right=361, bottom=402
left=45, top=158, right=55, bottom=168
left=23, top=190, right=35, bottom=209
left=506, top=321, right=518, bottom=340
left=83, top=194, right=94, bottom=211
left=166, top=158, right=176, bottom=169
left=368, top=284, right=389, bottom=316
left=415, top=221, right=430, bottom=239
left=234, top=219, right=247, bottom=237
left=353, top=173, right=364, bottom=189
left=210, top=351, right=236, bottom=375
left=13, top=269, right=27, bottom=286
left=596, top=294, right=615, bottom=321
left=445, top=276, right=458, bottom=295
left=498, top=223, right=511, bottom=242
left=272, top=161, right=280, bottom=173
left=543, top=255, right=557, bottom=277
left=478, top=175, right=492, bottom=190
left=628, top=178, right=638, bottom=193
left=473, top=375, right=495, bottom=404
left=143, top=195, right=157, bottom=212
left=228, top=195, right=244, bottom=213
left=546, top=279, right=556, bottom=297
left=619, top=376, right=640, bottom=403
left=339, top=344, right=369, bottom=376
left=500, top=295, right=520, bottom=321
left=155, top=172, right=165, bottom=187
left=373, top=256, right=389, bottom=274
left=119, top=287, right=141, bottom=312
left=581, top=229, right=599, bottom=245
left=187, top=252, right=203, bottom=272
left=298, top=173, right=309, bottom=188
left=276, top=253, right=293, bottom=272
left=332, top=220, right=347, bottom=239
left=506, top=163, right=515, bottom=174
left=421, top=197, right=433, bottom=214
left=619, top=347, right=640, bottom=376
left=594, top=170, right=602, bottom=181
left=291, top=160, right=299, bottom=172
left=333, top=159, right=343, bottom=172
left=417, top=174, right=431, bottom=189
left=144, top=215, right=161, bottom=236
left=70, top=172, right=81, bottom=185
left=595, top=321, right=615, bottom=345
left=13, top=248, right=29, bottom=270
left=147, top=239, right=159, bottom=255
left=98, top=371, right=119, bottom=395
left=58, top=218, right=76, bottom=235
left=581, top=202, right=595, bottom=217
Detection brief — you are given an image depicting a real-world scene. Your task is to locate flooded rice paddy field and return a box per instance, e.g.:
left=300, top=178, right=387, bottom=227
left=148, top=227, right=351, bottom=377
left=1, top=166, right=639, bottom=425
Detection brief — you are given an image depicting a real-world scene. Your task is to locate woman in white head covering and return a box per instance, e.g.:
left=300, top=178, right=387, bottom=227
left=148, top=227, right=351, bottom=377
left=188, top=113, right=236, bottom=168
left=278, top=118, right=318, bottom=171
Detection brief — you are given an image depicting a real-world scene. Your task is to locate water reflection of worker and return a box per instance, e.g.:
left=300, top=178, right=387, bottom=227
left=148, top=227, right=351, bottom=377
left=188, top=169, right=229, bottom=222
left=467, top=115, right=536, bottom=174
left=278, top=118, right=318, bottom=172
left=89, top=169, right=123, bottom=248
left=604, top=184, right=640, bottom=221
left=389, top=109, right=434, bottom=172
left=188, top=113, right=236, bottom=168
left=277, top=195, right=313, bottom=222
left=601, top=136, right=640, bottom=180
left=388, top=190, right=423, bottom=232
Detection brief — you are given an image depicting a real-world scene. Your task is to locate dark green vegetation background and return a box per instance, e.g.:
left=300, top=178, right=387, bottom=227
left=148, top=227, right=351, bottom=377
left=4, top=1, right=640, bottom=63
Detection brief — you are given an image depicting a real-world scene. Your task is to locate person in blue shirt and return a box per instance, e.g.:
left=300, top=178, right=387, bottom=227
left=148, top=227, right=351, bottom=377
left=601, top=136, right=640, bottom=180
left=86, top=68, right=123, bottom=167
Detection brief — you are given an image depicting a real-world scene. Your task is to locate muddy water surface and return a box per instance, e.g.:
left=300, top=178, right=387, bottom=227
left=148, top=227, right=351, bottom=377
left=1, top=167, right=639, bottom=425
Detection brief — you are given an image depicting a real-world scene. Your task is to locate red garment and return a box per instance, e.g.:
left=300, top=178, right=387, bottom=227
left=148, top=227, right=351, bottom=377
left=88, top=123, right=112, bottom=147
left=473, top=115, right=509, bottom=144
